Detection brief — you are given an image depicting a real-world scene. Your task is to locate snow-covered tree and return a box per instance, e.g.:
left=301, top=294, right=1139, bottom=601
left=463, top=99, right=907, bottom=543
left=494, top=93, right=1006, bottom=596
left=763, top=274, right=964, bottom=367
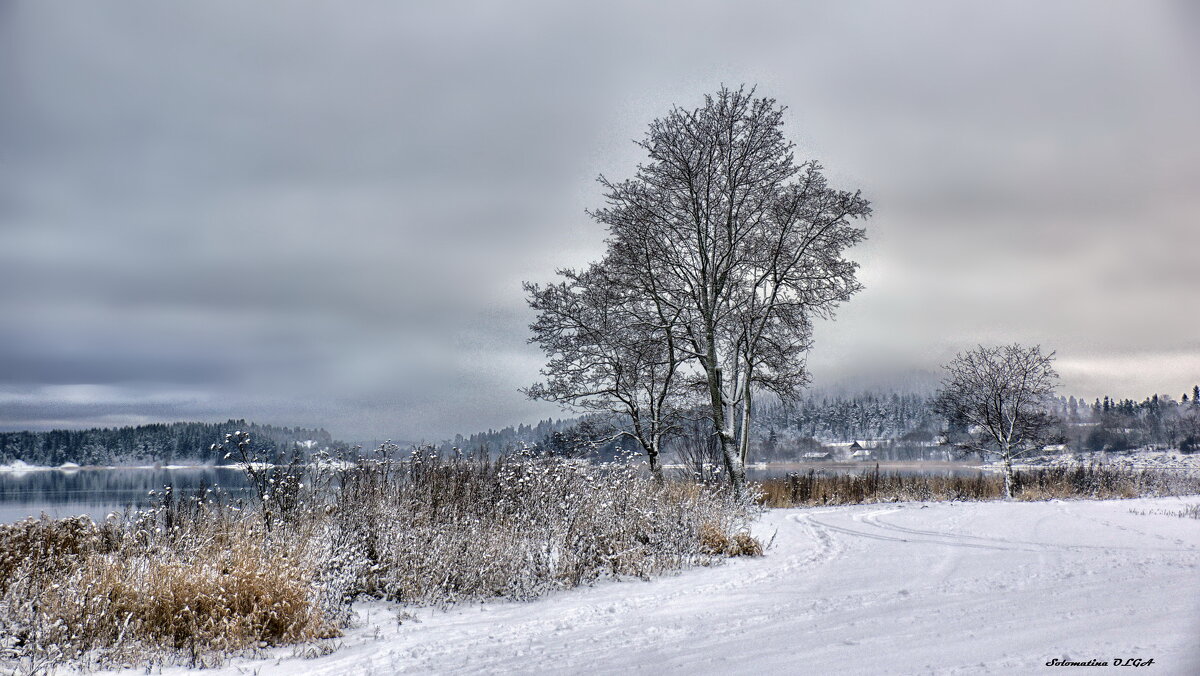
left=594, top=86, right=871, bottom=496
left=524, top=263, right=685, bottom=481
left=934, top=344, right=1060, bottom=499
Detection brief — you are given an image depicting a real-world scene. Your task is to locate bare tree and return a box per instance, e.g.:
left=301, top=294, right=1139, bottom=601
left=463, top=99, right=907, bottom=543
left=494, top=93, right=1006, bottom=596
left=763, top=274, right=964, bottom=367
left=595, top=86, right=871, bottom=497
left=934, top=344, right=1060, bottom=499
left=668, top=413, right=724, bottom=483
left=524, top=263, right=683, bottom=481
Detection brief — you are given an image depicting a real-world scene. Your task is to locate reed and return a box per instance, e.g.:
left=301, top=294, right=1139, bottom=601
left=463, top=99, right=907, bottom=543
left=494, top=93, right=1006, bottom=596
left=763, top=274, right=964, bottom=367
left=757, top=464, right=1200, bottom=508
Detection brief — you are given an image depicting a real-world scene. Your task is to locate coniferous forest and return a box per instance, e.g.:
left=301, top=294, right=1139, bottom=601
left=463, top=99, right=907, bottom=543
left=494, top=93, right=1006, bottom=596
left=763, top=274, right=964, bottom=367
left=0, top=420, right=338, bottom=467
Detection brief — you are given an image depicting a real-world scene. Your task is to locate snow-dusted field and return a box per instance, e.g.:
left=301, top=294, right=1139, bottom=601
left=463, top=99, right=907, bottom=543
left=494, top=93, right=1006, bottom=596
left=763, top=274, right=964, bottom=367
left=131, top=497, right=1199, bottom=675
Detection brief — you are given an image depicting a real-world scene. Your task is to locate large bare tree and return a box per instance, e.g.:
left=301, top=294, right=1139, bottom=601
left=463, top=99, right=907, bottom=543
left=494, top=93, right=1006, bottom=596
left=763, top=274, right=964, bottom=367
left=934, top=344, right=1060, bottom=499
left=594, top=86, right=871, bottom=497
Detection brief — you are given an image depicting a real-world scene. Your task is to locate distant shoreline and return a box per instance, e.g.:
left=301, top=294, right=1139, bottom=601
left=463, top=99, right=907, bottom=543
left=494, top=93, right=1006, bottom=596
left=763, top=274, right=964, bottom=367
left=0, top=461, right=234, bottom=473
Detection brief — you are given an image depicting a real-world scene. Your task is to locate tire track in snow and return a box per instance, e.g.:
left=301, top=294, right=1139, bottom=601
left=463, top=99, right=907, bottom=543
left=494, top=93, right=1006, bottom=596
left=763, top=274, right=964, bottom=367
left=845, top=504, right=1195, bottom=554
left=807, top=509, right=1043, bottom=552
left=783, top=509, right=845, bottom=570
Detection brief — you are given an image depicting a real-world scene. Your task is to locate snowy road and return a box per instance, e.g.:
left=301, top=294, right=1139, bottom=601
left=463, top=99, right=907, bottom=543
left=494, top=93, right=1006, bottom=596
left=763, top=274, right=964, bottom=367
left=150, top=497, right=1200, bottom=675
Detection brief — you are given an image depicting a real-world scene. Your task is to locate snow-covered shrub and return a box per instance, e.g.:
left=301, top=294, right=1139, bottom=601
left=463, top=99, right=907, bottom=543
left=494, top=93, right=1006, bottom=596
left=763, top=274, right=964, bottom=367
left=326, top=448, right=757, bottom=605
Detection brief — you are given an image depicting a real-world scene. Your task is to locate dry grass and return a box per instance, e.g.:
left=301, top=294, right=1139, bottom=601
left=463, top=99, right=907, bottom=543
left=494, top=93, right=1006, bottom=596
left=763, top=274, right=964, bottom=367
left=698, top=522, right=763, bottom=557
left=758, top=464, right=1200, bottom=508
left=0, top=510, right=337, bottom=673
left=0, top=516, right=121, bottom=598
left=758, top=467, right=999, bottom=507
left=0, top=449, right=756, bottom=673
left=1128, top=503, right=1200, bottom=520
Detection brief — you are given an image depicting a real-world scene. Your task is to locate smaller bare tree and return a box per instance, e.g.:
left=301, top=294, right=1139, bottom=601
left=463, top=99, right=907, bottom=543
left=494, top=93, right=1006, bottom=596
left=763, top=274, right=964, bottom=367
left=668, top=414, right=724, bottom=483
left=524, top=264, right=684, bottom=481
left=934, top=344, right=1060, bottom=499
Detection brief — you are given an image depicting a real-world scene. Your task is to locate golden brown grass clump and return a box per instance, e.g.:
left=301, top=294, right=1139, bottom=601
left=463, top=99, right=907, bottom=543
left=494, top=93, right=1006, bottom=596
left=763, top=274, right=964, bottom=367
left=0, top=512, right=337, bottom=672
left=698, top=522, right=763, bottom=557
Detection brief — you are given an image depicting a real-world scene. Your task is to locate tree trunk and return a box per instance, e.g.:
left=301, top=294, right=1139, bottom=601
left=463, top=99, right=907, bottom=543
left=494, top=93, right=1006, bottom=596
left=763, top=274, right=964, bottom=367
left=647, top=441, right=664, bottom=485
left=1002, top=456, right=1015, bottom=500
left=706, top=355, right=746, bottom=499
left=739, top=372, right=753, bottom=466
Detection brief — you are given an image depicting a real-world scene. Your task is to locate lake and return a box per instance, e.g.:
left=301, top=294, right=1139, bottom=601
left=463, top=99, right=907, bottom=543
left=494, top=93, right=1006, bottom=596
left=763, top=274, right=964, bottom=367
left=0, top=461, right=990, bottom=523
left=0, top=466, right=254, bottom=523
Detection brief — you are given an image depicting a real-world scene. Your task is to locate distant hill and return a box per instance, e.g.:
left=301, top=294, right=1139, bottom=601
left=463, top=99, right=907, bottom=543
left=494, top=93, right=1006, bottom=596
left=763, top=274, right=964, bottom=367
left=0, top=420, right=343, bottom=466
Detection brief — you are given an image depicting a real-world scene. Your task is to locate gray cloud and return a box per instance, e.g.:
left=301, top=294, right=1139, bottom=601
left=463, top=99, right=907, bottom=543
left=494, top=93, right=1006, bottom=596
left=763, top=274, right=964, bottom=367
left=1, top=0, right=1197, bottom=440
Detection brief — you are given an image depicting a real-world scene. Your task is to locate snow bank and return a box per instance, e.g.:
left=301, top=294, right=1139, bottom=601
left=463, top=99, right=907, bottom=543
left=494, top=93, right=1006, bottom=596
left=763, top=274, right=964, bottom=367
left=232, top=461, right=276, bottom=472
left=0, top=460, right=49, bottom=473
left=105, top=497, right=1199, bottom=675
left=309, top=458, right=357, bottom=471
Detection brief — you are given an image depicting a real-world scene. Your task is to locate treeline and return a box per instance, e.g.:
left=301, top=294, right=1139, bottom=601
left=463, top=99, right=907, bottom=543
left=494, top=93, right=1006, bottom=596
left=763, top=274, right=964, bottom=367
left=452, top=395, right=946, bottom=464
left=444, top=393, right=948, bottom=463
left=0, top=420, right=340, bottom=466
left=523, top=385, right=1200, bottom=463
left=437, top=418, right=586, bottom=458
left=755, top=392, right=940, bottom=443
left=745, top=386, right=1200, bottom=458
left=1065, top=388, right=1200, bottom=452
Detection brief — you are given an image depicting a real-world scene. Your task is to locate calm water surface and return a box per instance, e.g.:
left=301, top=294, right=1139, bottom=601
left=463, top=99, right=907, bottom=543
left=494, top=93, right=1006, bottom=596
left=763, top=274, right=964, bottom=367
left=0, top=467, right=254, bottom=523
left=1, top=462, right=989, bottom=523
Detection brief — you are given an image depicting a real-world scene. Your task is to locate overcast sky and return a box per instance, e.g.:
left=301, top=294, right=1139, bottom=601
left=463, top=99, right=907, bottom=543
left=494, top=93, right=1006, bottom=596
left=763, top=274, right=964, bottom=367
left=1, top=1, right=1197, bottom=441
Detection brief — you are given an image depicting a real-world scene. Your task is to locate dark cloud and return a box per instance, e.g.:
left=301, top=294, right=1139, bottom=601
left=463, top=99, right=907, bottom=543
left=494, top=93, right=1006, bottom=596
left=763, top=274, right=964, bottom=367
left=1, top=1, right=1197, bottom=439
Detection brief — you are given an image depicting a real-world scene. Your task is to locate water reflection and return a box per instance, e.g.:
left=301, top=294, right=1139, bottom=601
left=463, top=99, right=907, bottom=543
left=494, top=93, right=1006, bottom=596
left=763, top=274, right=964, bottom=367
left=1, top=462, right=990, bottom=523
left=0, top=467, right=254, bottom=523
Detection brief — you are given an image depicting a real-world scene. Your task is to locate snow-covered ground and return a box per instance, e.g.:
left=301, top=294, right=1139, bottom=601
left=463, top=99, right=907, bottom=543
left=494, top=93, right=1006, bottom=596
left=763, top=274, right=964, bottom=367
left=0, top=460, right=50, bottom=473
left=123, top=497, right=1200, bottom=675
